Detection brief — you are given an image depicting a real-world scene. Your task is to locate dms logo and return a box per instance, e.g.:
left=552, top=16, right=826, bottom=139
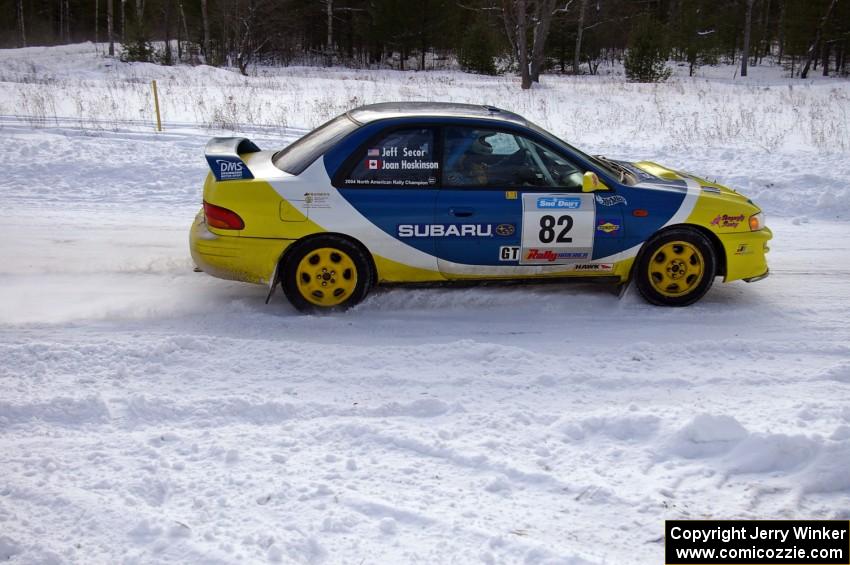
left=537, top=197, right=581, bottom=210
left=216, top=159, right=244, bottom=179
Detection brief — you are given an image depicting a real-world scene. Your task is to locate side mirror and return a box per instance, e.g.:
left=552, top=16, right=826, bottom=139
left=582, top=171, right=609, bottom=192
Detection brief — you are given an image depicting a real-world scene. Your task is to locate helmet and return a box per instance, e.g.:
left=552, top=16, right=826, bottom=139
left=468, top=134, right=493, bottom=155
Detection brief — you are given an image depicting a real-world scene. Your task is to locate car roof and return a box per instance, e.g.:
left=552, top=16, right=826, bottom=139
left=346, top=102, right=531, bottom=128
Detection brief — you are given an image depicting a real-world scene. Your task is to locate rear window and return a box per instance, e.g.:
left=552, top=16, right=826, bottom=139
left=273, top=114, right=359, bottom=175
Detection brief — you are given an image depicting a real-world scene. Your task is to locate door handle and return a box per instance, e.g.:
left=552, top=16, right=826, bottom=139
left=449, top=207, right=474, bottom=218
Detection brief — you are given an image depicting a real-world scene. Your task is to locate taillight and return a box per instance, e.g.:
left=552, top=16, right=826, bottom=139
left=204, top=201, right=245, bottom=230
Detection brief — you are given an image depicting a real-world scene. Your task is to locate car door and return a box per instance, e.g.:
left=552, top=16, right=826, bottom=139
left=435, top=125, right=620, bottom=277
left=333, top=125, right=441, bottom=276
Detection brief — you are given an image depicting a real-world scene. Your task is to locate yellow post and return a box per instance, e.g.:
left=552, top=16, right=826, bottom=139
left=151, top=79, right=162, bottom=132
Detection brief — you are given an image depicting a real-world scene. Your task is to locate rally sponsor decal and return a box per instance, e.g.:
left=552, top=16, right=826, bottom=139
left=397, top=223, right=516, bottom=238
left=594, top=193, right=628, bottom=207
left=216, top=158, right=246, bottom=180
left=572, top=263, right=614, bottom=272
left=536, top=196, right=582, bottom=210
left=596, top=218, right=621, bottom=235
left=523, top=248, right=590, bottom=263
left=521, top=193, right=595, bottom=264
left=711, top=213, right=745, bottom=229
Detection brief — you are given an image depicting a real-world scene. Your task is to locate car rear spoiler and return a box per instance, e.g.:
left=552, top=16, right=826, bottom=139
left=204, top=137, right=261, bottom=181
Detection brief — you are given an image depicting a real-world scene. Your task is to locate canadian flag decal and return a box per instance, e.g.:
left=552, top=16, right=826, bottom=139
left=367, top=159, right=381, bottom=170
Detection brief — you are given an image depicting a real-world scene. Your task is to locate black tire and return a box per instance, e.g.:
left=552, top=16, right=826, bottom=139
left=281, top=235, right=373, bottom=313
left=634, top=227, right=717, bottom=307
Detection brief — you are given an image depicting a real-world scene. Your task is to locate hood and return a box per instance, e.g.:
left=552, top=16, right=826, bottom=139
left=614, top=160, right=752, bottom=205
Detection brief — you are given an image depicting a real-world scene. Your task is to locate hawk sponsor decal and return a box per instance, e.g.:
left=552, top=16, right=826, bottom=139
left=537, top=196, right=582, bottom=210
left=397, top=223, right=515, bottom=238
left=573, top=263, right=614, bottom=272
left=596, top=219, right=621, bottom=235
left=499, top=246, right=520, bottom=261
left=594, top=193, right=628, bottom=207
left=711, top=213, right=745, bottom=228
left=216, top=158, right=245, bottom=180
left=524, top=248, right=590, bottom=262
left=505, top=191, right=518, bottom=200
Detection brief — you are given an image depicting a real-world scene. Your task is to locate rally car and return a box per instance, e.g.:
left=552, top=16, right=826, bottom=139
left=190, top=102, right=771, bottom=312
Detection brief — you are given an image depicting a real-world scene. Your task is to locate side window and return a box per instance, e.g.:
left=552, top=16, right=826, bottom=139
left=341, top=128, right=439, bottom=187
left=442, top=127, right=584, bottom=190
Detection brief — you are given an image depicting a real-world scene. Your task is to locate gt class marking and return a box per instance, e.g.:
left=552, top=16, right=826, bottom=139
left=499, top=246, right=520, bottom=261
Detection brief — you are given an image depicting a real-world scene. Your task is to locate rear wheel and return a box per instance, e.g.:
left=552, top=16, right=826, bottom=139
left=282, top=236, right=372, bottom=313
left=635, top=228, right=716, bottom=306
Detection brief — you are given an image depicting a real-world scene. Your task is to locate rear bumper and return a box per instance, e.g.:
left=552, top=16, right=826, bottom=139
left=189, top=210, right=292, bottom=285
left=718, top=227, right=772, bottom=283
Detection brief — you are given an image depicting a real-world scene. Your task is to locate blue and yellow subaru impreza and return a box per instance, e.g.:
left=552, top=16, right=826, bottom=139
left=190, top=102, right=771, bottom=312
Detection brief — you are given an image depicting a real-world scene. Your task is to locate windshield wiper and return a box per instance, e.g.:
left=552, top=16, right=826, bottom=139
left=594, top=155, right=632, bottom=184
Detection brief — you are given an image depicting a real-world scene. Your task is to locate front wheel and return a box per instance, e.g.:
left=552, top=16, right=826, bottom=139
left=635, top=228, right=716, bottom=307
left=281, top=236, right=373, bottom=313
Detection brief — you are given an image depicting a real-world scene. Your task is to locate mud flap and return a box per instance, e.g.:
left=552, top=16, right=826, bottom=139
left=265, top=263, right=280, bottom=304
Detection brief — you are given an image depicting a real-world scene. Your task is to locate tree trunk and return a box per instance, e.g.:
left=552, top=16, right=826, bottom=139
left=573, top=0, right=588, bottom=75
left=517, top=0, right=531, bottom=88
left=741, top=0, right=754, bottom=77
left=17, top=0, right=26, bottom=47
left=501, top=0, right=531, bottom=89
left=777, top=0, right=785, bottom=62
left=163, top=1, right=172, bottom=65
left=760, top=0, right=771, bottom=60
left=822, top=42, right=830, bottom=76
left=326, top=0, right=333, bottom=52
left=800, top=0, right=838, bottom=79
left=107, top=0, right=114, bottom=55
left=134, top=0, right=144, bottom=29
left=121, top=0, right=126, bottom=43
left=530, top=0, right=555, bottom=82
left=202, top=0, right=211, bottom=64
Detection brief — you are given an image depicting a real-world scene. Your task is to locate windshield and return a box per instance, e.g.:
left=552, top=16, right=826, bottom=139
left=273, top=114, right=359, bottom=175
left=524, top=120, right=636, bottom=185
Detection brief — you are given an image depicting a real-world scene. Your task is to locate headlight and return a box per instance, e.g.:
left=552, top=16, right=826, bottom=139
left=749, top=212, right=765, bottom=231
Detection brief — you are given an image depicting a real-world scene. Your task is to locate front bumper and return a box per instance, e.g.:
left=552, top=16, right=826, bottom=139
left=718, top=226, right=772, bottom=283
left=189, top=210, right=292, bottom=285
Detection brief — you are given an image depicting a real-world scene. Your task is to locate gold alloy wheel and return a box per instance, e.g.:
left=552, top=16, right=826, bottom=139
left=295, top=247, right=358, bottom=307
left=648, top=240, right=705, bottom=298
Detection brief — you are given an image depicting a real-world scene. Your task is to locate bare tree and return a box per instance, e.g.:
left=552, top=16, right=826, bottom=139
left=502, top=0, right=531, bottom=88
left=202, top=0, right=211, bottom=63
left=503, top=0, right=560, bottom=88
left=801, top=0, right=839, bottom=78
left=16, top=0, right=26, bottom=47
left=741, top=0, right=754, bottom=77
left=326, top=0, right=334, bottom=53
left=121, top=0, right=126, bottom=43
left=107, top=0, right=114, bottom=55
left=530, top=0, right=557, bottom=82
left=573, top=0, right=588, bottom=74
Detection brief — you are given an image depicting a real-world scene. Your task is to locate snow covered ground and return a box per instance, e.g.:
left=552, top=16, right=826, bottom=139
left=1, top=45, right=850, bottom=564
